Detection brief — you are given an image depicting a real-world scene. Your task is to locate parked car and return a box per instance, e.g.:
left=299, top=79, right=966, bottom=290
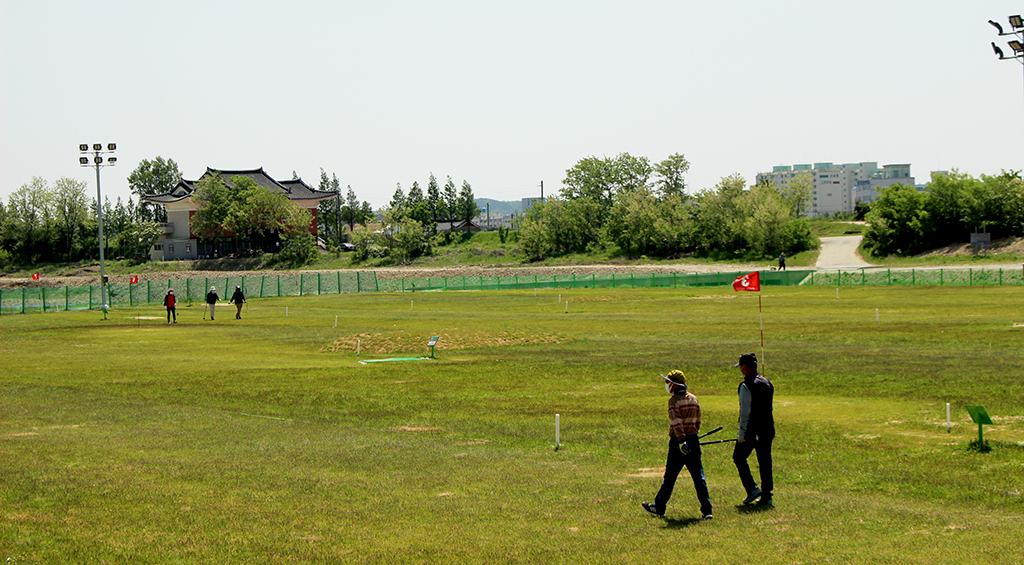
left=340, top=243, right=355, bottom=252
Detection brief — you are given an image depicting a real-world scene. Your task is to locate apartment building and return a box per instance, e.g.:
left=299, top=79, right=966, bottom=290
left=756, top=162, right=914, bottom=217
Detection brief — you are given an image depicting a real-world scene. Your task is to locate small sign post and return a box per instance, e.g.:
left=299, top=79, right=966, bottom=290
left=427, top=336, right=440, bottom=359
left=965, top=405, right=993, bottom=445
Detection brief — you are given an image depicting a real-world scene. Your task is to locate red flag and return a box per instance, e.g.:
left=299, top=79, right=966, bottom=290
left=31, top=272, right=40, bottom=281
left=130, top=275, right=139, bottom=285
left=732, top=272, right=760, bottom=292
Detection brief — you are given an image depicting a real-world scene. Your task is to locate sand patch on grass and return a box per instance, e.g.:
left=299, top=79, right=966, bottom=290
left=393, top=426, right=444, bottom=433
left=322, top=329, right=574, bottom=354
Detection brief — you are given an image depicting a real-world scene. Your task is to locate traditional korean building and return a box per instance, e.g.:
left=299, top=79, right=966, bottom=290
left=142, top=167, right=337, bottom=260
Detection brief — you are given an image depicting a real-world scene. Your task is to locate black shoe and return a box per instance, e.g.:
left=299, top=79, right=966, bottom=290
left=757, top=496, right=773, bottom=506
left=641, top=502, right=664, bottom=517
left=702, top=514, right=713, bottom=520
left=742, top=487, right=761, bottom=505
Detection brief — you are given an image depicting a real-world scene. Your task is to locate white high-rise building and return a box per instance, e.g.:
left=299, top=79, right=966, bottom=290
left=756, top=162, right=914, bottom=217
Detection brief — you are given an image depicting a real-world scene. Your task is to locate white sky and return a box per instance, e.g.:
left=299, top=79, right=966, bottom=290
left=3, top=1, right=1024, bottom=210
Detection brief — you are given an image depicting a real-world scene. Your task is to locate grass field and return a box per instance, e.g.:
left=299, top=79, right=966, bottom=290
left=2, top=286, right=1023, bottom=564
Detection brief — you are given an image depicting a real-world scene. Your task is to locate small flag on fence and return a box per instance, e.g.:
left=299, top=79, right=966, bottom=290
left=130, top=275, right=139, bottom=285
left=31, top=273, right=40, bottom=281
left=732, top=272, right=760, bottom=292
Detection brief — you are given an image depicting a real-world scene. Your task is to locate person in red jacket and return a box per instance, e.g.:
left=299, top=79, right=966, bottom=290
left=164, top=289, right=177, bottom=324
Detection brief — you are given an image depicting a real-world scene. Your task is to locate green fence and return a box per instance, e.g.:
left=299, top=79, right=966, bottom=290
left=1, top=271, right=380, bottom=315
left=802, top=267, right=1024, bottom=287
left=4, top=267, right=1022, bottom=315
left=375, top=269, right=811, bottom=293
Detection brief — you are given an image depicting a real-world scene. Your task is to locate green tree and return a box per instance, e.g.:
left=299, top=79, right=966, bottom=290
left=127, top=157, right=181, bottom=223
left=51, top=177, right=90, bottom=262
left=316, top=169, right=343, bottom=244
left=456, top=180, right=481, bottom=230
left=863, top=183, right=930, bottom=256
left=780, top=170, right=814, bottom=217
left=405, top=181, right=431, bottom=225
left=6, top=177, right=52, bottom=263
left=561, top=153, right=652, bottom=221
left=653, top=153, right=690, bottom=199
left=427, top=173, right=444, bottom=225
left=603, top=187, right=662, bottom=256
left=189, top=173, right=233, bottom=239
left=390, top=183, right=406, bottom=216
left=442, top=176, right=458, bottom=222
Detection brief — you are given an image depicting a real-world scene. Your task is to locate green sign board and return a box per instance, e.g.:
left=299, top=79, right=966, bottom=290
left=965, top=405, right=993, bottom=444
left=966, top=405, right=993, bottom=425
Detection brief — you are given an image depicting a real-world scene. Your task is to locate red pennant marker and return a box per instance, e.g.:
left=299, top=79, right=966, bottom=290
left=31, top=273, right=40, bottom=281
left=130, top=275, right=139, bottom=285
left=732, top=272, right=760, bottom=292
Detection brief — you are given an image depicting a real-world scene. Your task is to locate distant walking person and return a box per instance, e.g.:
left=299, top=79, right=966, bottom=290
left=230, top=285, right=247, bottom=319
left=642, top=370, right=713, bottom=520
left=778, top=252, right=786, bottom=271
left=164, top=289, right=177, bottom=324
left=733, top=353, right=775, bottom=506
left=206, top=286, right=220, bottom=320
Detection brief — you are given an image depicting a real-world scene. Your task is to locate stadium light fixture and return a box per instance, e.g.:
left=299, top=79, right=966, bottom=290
left=79, top=142, right=116, bottom=314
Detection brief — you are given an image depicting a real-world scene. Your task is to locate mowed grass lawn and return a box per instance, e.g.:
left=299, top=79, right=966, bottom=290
left=2, top=285, right=1023, bottom=564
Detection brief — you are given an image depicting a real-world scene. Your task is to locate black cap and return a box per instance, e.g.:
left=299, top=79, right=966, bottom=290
left=734, top=353, right=757, bottom=368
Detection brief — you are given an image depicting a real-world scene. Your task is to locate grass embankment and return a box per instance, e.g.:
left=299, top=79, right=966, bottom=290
left=2, top=285, right=1023, bottom=563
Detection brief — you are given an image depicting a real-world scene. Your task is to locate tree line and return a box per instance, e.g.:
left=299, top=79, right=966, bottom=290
left=347, top=174, right=481, bottom=262
left=0, top=176, right=162, bottom=268
left=862, top=170, right=1024, bottom=256
left=518, top=152, right=814, bottom=261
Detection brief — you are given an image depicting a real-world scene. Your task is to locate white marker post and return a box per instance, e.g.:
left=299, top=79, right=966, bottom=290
left=946, top=403, right=951, bottom=433
left=555, top=414, right=561, bottom=451
left=357, top=339, right=361, bottom=357
left=334, top=315, right=338, bottom=328
left=411, top=300, right=414, bottom=310
left=876, top=309, right=880, bottom=323
left=565, top=301, right=568, bottom=314
left=836, top=288, right=839, bottom=299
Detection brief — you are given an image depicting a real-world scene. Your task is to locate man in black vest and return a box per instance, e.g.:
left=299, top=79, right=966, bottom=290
left=733, top=353, right=775, bottom=506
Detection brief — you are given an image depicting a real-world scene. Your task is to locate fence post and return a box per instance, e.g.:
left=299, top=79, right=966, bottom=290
left=940, top=269, right=943, bottom=286
left=969, top=269, right=973, bottom=286
left=41, top=287, right=46, bottom=313
left=999, top=268, right=1003, bottom=286
left=66, top=285, right=70, bottom=311
left=277, top=275, right=280, bottom=297
left=912, top=269, right=915, bottom=286
left=356, top=272, right=360, bottom=293
left=887, top=269, right=891, bottom=286
left=23, top=287, right=27, bottom=314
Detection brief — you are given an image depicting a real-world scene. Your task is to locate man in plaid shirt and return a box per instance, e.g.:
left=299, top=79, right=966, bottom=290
left=642, top=370, right=713, bottom=520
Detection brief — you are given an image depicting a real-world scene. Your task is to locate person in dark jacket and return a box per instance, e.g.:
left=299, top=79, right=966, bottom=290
left=230, top=285, right=246, bottom=319
left=205, top=286, right=220, bottom=320
left=733, top=353, right=775, bottom=506
left=642, top=370, right=713, bottom=520
left=164, top=289, right=177, bottom=324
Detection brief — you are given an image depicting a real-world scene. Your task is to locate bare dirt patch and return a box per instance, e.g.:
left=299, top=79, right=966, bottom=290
left=916, top=236, right=1024, bottom=257
left=321, top=329, right=575, bottom=354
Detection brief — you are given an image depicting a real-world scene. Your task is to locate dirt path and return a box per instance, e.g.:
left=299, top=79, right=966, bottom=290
left=816, top=236, right=874, bottom=270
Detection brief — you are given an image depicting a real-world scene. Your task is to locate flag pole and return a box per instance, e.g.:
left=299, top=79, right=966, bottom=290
left=758, top=284, right=765, bottom=374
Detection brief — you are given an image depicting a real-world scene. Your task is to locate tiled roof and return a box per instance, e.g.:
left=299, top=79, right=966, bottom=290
left=141, top=167, right=337, bottom=203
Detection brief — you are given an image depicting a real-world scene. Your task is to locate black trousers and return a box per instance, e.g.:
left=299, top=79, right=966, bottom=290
left=733, top=434, right=773, bottom=496
left=654, top=436, right=712, bottom=516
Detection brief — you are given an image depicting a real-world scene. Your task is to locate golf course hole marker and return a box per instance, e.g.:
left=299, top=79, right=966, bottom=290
left=966, top=405, right=993, bottom=445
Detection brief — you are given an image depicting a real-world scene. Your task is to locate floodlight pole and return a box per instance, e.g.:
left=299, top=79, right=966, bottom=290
left=79, top=143, right=116, bottom=313
left=990, top=16, right=1024, bottom=152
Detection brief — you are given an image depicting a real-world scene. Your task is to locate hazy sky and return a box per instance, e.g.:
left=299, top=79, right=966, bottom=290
left=4, top=1, right=1024, bottom=210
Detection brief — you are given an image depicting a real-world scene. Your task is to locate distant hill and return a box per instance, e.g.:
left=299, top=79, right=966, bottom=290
left=474, top=198, right=521, bottom=216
